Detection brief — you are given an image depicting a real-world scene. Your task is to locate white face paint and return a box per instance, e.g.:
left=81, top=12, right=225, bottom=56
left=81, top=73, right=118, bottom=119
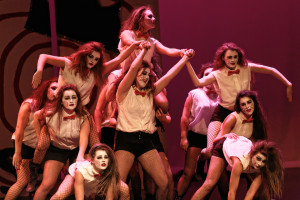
left=93, top=150, right=109, bottom=171
left=239, top=96, right=254, bottom=117
left=223, top=50, right=239, bottom=69
left=251, top=152, right=267, bottom=169
left=47, top=82, right=58, bottom=101
left=86, top=51, right=100, bottom=69
left=62, top=89, right=78, bottom=113
left=136, top=67, right=150, bottom=89
left=142, top=10, right=155, bottom=30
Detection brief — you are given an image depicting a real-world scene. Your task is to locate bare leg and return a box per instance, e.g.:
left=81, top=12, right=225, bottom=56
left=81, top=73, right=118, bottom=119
left=50, top=175, right=74, bottom=200
left=191, top=156, right=226, bottom=200
left=5, top=159, right=30, bottom=200
left=159, top=152, right=174, bottom=200
left=138, top=150, right=168, bottom=200
left=201, top=121, right=222, bottom=159
left=33, top=160, right=64, bottom=200
left=177, top=147, right=202, bottom=197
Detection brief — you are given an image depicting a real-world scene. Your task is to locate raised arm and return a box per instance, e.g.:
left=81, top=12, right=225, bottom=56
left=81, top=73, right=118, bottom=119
left=228, top=157, right=243, bottom=200
left=154, top=50, right=194, bottom=96
left=116, top=47, right=148, bottom=103
left=77, top=118, right=90, bottom=162
left=155, top=41, right=186, bottom=57
left=186, top=62, right=216, bottom=88
left=74, top=170, right=85, bottom=200
left=213, top=114, right=237, bottom=144
left=249, top=63, right=292, bottom=102
left=244, top=174, right=262, bottom=200
left=32, top=54, right=66, bottom=89
left=180, top=93, right=193, bottom=151
left=102, top=41, right=141, bottom=76
left=12, top=102, right=31, bottom=170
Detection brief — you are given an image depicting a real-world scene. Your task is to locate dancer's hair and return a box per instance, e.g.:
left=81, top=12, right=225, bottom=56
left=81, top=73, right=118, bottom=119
left=234, top=90, right=268, bottom=140
left=121, top=6, right=153, bottom=33
left=197, top=62, right=214, bottom=78
left=213, top=42, right=248, bottom=70
left=250, top=140, right=284, bottom=199
left=67, top=41, right=105, bottom=83
left=89, top=143, right=120, bottom=199
left=30, top=77, right=58, bottom=112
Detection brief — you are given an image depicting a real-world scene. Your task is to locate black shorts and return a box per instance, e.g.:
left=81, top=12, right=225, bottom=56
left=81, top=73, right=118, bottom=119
left=211, top=138, right=226, bottom=159
left=100, top=127, right=116, bottom=150
left=187, top=131, right=207, bottom=149
left=44, top=144, right=79, bottom=164
left=151, top=131, right=164, bottom=153
left=13, top=141, right=35, bottom=159
left=210, top=104, right=233, bottom=122
left=115, top=131, right=155, bottom=158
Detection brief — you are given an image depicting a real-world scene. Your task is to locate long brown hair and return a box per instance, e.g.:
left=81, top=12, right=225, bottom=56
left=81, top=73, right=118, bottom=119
left=67, top=41, right=105, bottom=84
left=213, top=42, right=248, bottom=70
left=30, top=77, right=58, bottom=112
left=234, top=90, right=268, bottom=140
left=250, top=140, right=284, bottom=199
left=121, top=6, right=152, bottom=34
left=90, top=144, right=120, bottom=199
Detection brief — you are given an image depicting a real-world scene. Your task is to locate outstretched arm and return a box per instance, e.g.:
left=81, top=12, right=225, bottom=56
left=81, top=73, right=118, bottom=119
left=117, top=47, right=148, bottom=103
left=154, top=50, right=194, bottom=96
left=249, top=63, right=292, bottom=102
left=74, top=170, right=85, bottom=200
left=213, top=114, right=237, bottom=144
left=244, top=174, right=262, bottom=200
left=32, top=54, right=66, bottom=89
left=102, top=41, right=141, bottom=77
left=155, top=41, right=186, bottom=57
left=186, top=62, right=216, bottom=88
left=180, top=93, right=193, bottom=151
left=13, top=102, right=31, bottom=170
left=228, top=157, right=243, bottom=200
left=77, top=118, right=90, bottom=162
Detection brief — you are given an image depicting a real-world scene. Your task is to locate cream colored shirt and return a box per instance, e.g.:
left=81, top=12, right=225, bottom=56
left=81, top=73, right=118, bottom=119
left=211, top=65, right=251, bottom=110
left=117, top=86, right=156, bottom=133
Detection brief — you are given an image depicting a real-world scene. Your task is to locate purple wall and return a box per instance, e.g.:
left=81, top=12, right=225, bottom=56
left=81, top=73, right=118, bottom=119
left=158, top=0, right=300, bottom=170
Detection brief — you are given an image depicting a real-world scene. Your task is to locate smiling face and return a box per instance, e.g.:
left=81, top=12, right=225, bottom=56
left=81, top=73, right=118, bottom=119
left=47, top=82, right=58, bottom=101
left=141, top=9, right=155, bottom=31
left=93, top=150, right=109, bottom=171
left=62, top=89, right=78, bottom=113
left=136, top=67, right=150, bottom=89
left=223, top=50, right=239, bottom=69
left=86, top=51, right=100, bottom=69
left=239, top=96, right=254, bottom=117
left=251, top=152, right=267, bottom=169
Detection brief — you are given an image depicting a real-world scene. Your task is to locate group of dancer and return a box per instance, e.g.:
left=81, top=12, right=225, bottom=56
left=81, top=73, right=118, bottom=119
left=5, top=5, right=292, bottom=200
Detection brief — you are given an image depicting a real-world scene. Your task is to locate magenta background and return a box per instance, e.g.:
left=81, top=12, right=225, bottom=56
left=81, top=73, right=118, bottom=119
left=158, top=0, right=300, bottom=171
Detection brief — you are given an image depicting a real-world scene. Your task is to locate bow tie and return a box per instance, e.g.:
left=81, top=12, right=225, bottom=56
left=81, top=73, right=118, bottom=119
left=228, top=69, right=240, bottom=76
left=135, top=89, right=146, bottom=97
left=94, top=173, right=102, bottom=178
left=242, top=118, right=254, bottom=124
left=63, top=114, right=76, bottom=121
left=136, top=32, right=150, bottom=40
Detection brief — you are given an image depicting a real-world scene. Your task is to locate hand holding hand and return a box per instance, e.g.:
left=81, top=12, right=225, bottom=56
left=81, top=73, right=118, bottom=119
left=140, top=41, right=151, bottom=50
left=184, top=49, right=195, bottom=59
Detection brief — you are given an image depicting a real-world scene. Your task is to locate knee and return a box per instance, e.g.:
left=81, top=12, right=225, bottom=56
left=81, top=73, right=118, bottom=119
left=202, top=179, right=216, bottom=193
left=38, top=181, right=55, bottom=193
left=157, top=175, right=168, bottom=192
left=182, top=169, right=194, bottom=180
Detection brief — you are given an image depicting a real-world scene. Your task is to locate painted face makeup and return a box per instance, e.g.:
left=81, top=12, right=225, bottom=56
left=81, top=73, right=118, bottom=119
left=223, top=50, right=239, bottom=69
left=136, top=67, right=150, bottom=89
left=251, top=152, right=267, bottom=169
left=239, top=97, right=254, bottom=117
left=86, top=51, right=100, bottom=69
left=47, top=82, right=58, bottom=101
left=93, top=150, right=109, bottom=171
left=142, top=10, right=155, bottom=31
left=62, top=89, right=78, bottom=113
